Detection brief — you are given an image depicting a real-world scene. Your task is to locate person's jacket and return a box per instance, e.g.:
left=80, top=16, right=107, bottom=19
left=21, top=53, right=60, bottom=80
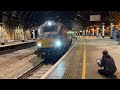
left=100, top=54, right=117, bottom=74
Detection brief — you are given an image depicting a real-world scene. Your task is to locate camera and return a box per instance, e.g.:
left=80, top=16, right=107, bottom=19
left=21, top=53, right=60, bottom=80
left=96, top=59, right=101, bottom=64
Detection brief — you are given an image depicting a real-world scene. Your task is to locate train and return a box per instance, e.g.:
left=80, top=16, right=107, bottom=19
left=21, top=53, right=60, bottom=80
left=35, top=21, right=72, bottom=62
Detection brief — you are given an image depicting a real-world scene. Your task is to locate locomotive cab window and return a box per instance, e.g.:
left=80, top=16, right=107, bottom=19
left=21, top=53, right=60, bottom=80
left=43, top=25, right=57, bottom=33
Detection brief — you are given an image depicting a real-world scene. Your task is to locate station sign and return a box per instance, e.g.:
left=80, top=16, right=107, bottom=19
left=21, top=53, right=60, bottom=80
left=90, top=15, right=101, bottom=21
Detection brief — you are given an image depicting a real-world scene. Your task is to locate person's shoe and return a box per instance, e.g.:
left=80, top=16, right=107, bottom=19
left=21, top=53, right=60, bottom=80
left=107, top=75, right=117, bottom=79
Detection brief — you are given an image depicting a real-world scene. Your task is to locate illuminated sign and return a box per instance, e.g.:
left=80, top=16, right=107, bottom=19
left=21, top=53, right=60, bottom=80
left=90, top=15, right=101, bottom=21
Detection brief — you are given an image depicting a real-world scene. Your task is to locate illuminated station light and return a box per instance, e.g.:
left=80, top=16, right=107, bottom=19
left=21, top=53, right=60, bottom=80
left=97, top=27, right=99, bottom=29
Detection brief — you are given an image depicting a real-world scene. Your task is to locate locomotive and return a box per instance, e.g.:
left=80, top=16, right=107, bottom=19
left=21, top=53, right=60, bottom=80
left=35, top=21, right=72, bottom=61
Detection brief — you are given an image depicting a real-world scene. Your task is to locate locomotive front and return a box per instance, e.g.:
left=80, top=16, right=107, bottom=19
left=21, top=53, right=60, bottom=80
left=36, top=21, right=64, bottom=59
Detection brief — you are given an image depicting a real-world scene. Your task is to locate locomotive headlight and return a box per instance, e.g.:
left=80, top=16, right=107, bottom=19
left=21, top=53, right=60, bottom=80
left=37, top=43, right=42, bottom=47
left=55, top=40, right=61, bottom=47
left=48, top=21, right=52, bottom=26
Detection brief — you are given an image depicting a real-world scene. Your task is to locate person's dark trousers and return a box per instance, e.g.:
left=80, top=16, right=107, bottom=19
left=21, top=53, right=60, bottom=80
left=98, top=69, right=110, bottom=77
left=118, top=38, right=120, bottom=45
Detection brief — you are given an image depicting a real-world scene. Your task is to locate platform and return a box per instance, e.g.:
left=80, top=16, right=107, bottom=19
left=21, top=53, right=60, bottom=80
left=41, top=36, right=120, bottom=79
left=0, top=40, right=36, bottom=48
left=0, top=40, right=37, bottom=54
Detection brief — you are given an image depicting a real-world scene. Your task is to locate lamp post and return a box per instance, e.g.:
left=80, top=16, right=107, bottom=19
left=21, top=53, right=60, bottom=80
left=21, top=25, right=25, bottom=42
left=96, top=27, right=99, bottom=37
left=31, top=27, right=36, bottom=40
left=102, top=23, right=105, bottom=38
left=110, top=20, right=113, bottom=39
left=0, top=23, right=5, bottom=45
left=110, top=19, right=114, bottom=39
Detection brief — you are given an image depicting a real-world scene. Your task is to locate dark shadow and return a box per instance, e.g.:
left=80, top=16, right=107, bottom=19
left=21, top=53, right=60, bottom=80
left=99, top=73, right=118, bottom=79
left=29, top=56, right=43, bottom=66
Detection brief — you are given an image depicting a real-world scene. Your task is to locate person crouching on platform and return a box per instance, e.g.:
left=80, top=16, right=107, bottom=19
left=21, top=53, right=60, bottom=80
left=96, top=50, right=117, bottom=78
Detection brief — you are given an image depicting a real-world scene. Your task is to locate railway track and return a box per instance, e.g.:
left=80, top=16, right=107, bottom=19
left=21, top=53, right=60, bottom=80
left=28, top=64, right=53, bottom=79
left=0, top=49, right=17, bottom=55
left=17, top=38, right=77, bottom=79
left=0, top=43, right=36, bottom=55
left=0, top=47, right=35, bottom=55
left=17, top=61, right=53, bottom=79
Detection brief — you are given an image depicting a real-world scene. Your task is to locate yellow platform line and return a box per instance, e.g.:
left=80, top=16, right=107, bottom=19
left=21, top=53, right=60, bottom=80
left=81, top=38, right=86, bottom=79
